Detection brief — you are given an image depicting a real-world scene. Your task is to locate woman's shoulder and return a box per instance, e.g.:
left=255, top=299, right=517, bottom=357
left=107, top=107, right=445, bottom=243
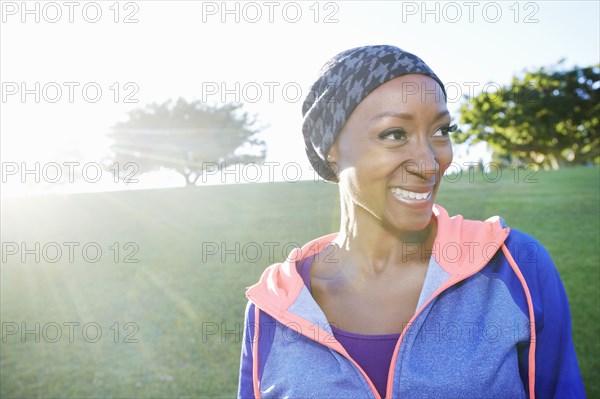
left=498, top=226, right=573, bottom=311
left=503, top=227, right=555, bottom=271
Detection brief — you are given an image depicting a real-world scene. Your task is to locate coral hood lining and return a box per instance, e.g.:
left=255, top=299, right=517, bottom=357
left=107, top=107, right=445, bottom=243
left=246, top=204, right=510, bottom=314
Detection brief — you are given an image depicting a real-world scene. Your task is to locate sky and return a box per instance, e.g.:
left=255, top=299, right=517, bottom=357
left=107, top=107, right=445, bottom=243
left=1, top=0, right=599, bottom=196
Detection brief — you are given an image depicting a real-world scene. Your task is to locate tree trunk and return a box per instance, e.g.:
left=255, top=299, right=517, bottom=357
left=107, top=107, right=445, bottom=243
left=547, top=153, right=560, bottom=170
left=191, top=173, right=202, bottom=185
left=181, top=170, right=195, bottom=186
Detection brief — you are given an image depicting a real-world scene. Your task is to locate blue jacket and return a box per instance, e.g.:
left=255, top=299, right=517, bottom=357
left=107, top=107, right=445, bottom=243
left=238, top=205, right=585, bottom=398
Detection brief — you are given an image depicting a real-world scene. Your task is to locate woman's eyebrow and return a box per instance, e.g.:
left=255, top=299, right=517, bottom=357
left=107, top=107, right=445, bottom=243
left=370, top=110, right=450, bottom=121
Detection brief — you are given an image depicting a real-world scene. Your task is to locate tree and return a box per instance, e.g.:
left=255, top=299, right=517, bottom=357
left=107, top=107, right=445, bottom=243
left=454, top=62, right=599, bottom=169
left=105, top=98, right=266, bottom=186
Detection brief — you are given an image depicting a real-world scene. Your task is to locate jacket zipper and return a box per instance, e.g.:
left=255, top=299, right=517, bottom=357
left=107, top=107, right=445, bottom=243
left=385, top=266, right=507, bottom=398
left=251, top=269, right=489, bottom=398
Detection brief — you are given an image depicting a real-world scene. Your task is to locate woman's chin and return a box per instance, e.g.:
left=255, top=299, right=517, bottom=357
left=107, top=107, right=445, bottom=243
left=382, top=211, right=434, bottom=236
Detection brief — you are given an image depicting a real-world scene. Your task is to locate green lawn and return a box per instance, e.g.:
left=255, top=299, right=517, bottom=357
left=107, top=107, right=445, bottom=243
left=1, top=166, right=598, bottom=398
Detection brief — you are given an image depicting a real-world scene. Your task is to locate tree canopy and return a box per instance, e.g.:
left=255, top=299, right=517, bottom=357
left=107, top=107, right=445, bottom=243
left=454, top=62, right=599, bottom=169
left=105, top=98, right=266, bottom=185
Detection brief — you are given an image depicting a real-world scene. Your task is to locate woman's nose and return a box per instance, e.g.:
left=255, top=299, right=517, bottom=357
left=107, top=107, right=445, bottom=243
left=404, top=142, right=439, bottom=184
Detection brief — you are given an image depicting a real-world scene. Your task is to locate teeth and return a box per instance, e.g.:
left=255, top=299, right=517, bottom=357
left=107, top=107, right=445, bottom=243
left=391, top=188, right=431, bottom=201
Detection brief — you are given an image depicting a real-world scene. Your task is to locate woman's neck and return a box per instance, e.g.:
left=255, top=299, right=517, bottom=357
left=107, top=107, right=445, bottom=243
left=331, top=198, right=437, bottom=276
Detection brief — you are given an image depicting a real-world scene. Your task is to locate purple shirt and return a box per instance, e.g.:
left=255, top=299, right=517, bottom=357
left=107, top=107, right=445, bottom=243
left=297, top=255, right=401, bottom=398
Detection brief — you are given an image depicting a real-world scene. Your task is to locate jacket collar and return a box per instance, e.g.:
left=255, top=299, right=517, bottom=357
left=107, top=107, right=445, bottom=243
left=246, top=204, right=510, bottom=316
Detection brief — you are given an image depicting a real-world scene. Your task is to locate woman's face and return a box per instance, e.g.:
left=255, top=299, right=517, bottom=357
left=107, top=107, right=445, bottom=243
left=328, top=74, right=453, bottom=233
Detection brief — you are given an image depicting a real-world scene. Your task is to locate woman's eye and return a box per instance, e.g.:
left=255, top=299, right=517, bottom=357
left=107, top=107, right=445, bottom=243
left=378, top=128, right=407, bottom=141
left=433, top=123, right=458, bottom=137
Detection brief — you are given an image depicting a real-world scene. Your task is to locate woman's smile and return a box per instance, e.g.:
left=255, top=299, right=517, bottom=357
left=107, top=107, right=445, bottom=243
left=390, top=186, right=432, bottom=202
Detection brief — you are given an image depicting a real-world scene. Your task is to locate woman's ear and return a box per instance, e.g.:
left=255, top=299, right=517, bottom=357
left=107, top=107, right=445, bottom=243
left=326, top=145, right=338, bottom=164
left=325, top=146, right=340, bottom=182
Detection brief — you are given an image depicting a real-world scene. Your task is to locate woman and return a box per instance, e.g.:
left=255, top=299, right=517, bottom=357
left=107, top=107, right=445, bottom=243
left=237, top=45, right=584, bottom=398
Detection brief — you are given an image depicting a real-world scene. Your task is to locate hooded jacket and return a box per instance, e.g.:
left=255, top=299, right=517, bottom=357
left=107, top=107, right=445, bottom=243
left=237, top=204, right=584, bottom=398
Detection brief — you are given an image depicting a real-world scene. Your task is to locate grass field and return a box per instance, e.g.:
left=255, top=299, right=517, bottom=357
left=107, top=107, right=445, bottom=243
left=1, top=166, right=598, bottom=398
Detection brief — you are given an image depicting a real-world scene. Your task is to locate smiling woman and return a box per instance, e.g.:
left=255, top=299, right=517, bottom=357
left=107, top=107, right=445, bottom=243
left=237, top=45, right=585, bottom=399
left=328, top=74, right=454, bottom=234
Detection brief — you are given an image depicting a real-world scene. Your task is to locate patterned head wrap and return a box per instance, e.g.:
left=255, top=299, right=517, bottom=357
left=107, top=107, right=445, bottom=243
left=301, top=45, right=446, bottom=182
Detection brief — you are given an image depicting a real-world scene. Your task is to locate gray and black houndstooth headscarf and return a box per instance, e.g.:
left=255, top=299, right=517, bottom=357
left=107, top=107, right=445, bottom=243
left=301, top=45, right=447, bottom=182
